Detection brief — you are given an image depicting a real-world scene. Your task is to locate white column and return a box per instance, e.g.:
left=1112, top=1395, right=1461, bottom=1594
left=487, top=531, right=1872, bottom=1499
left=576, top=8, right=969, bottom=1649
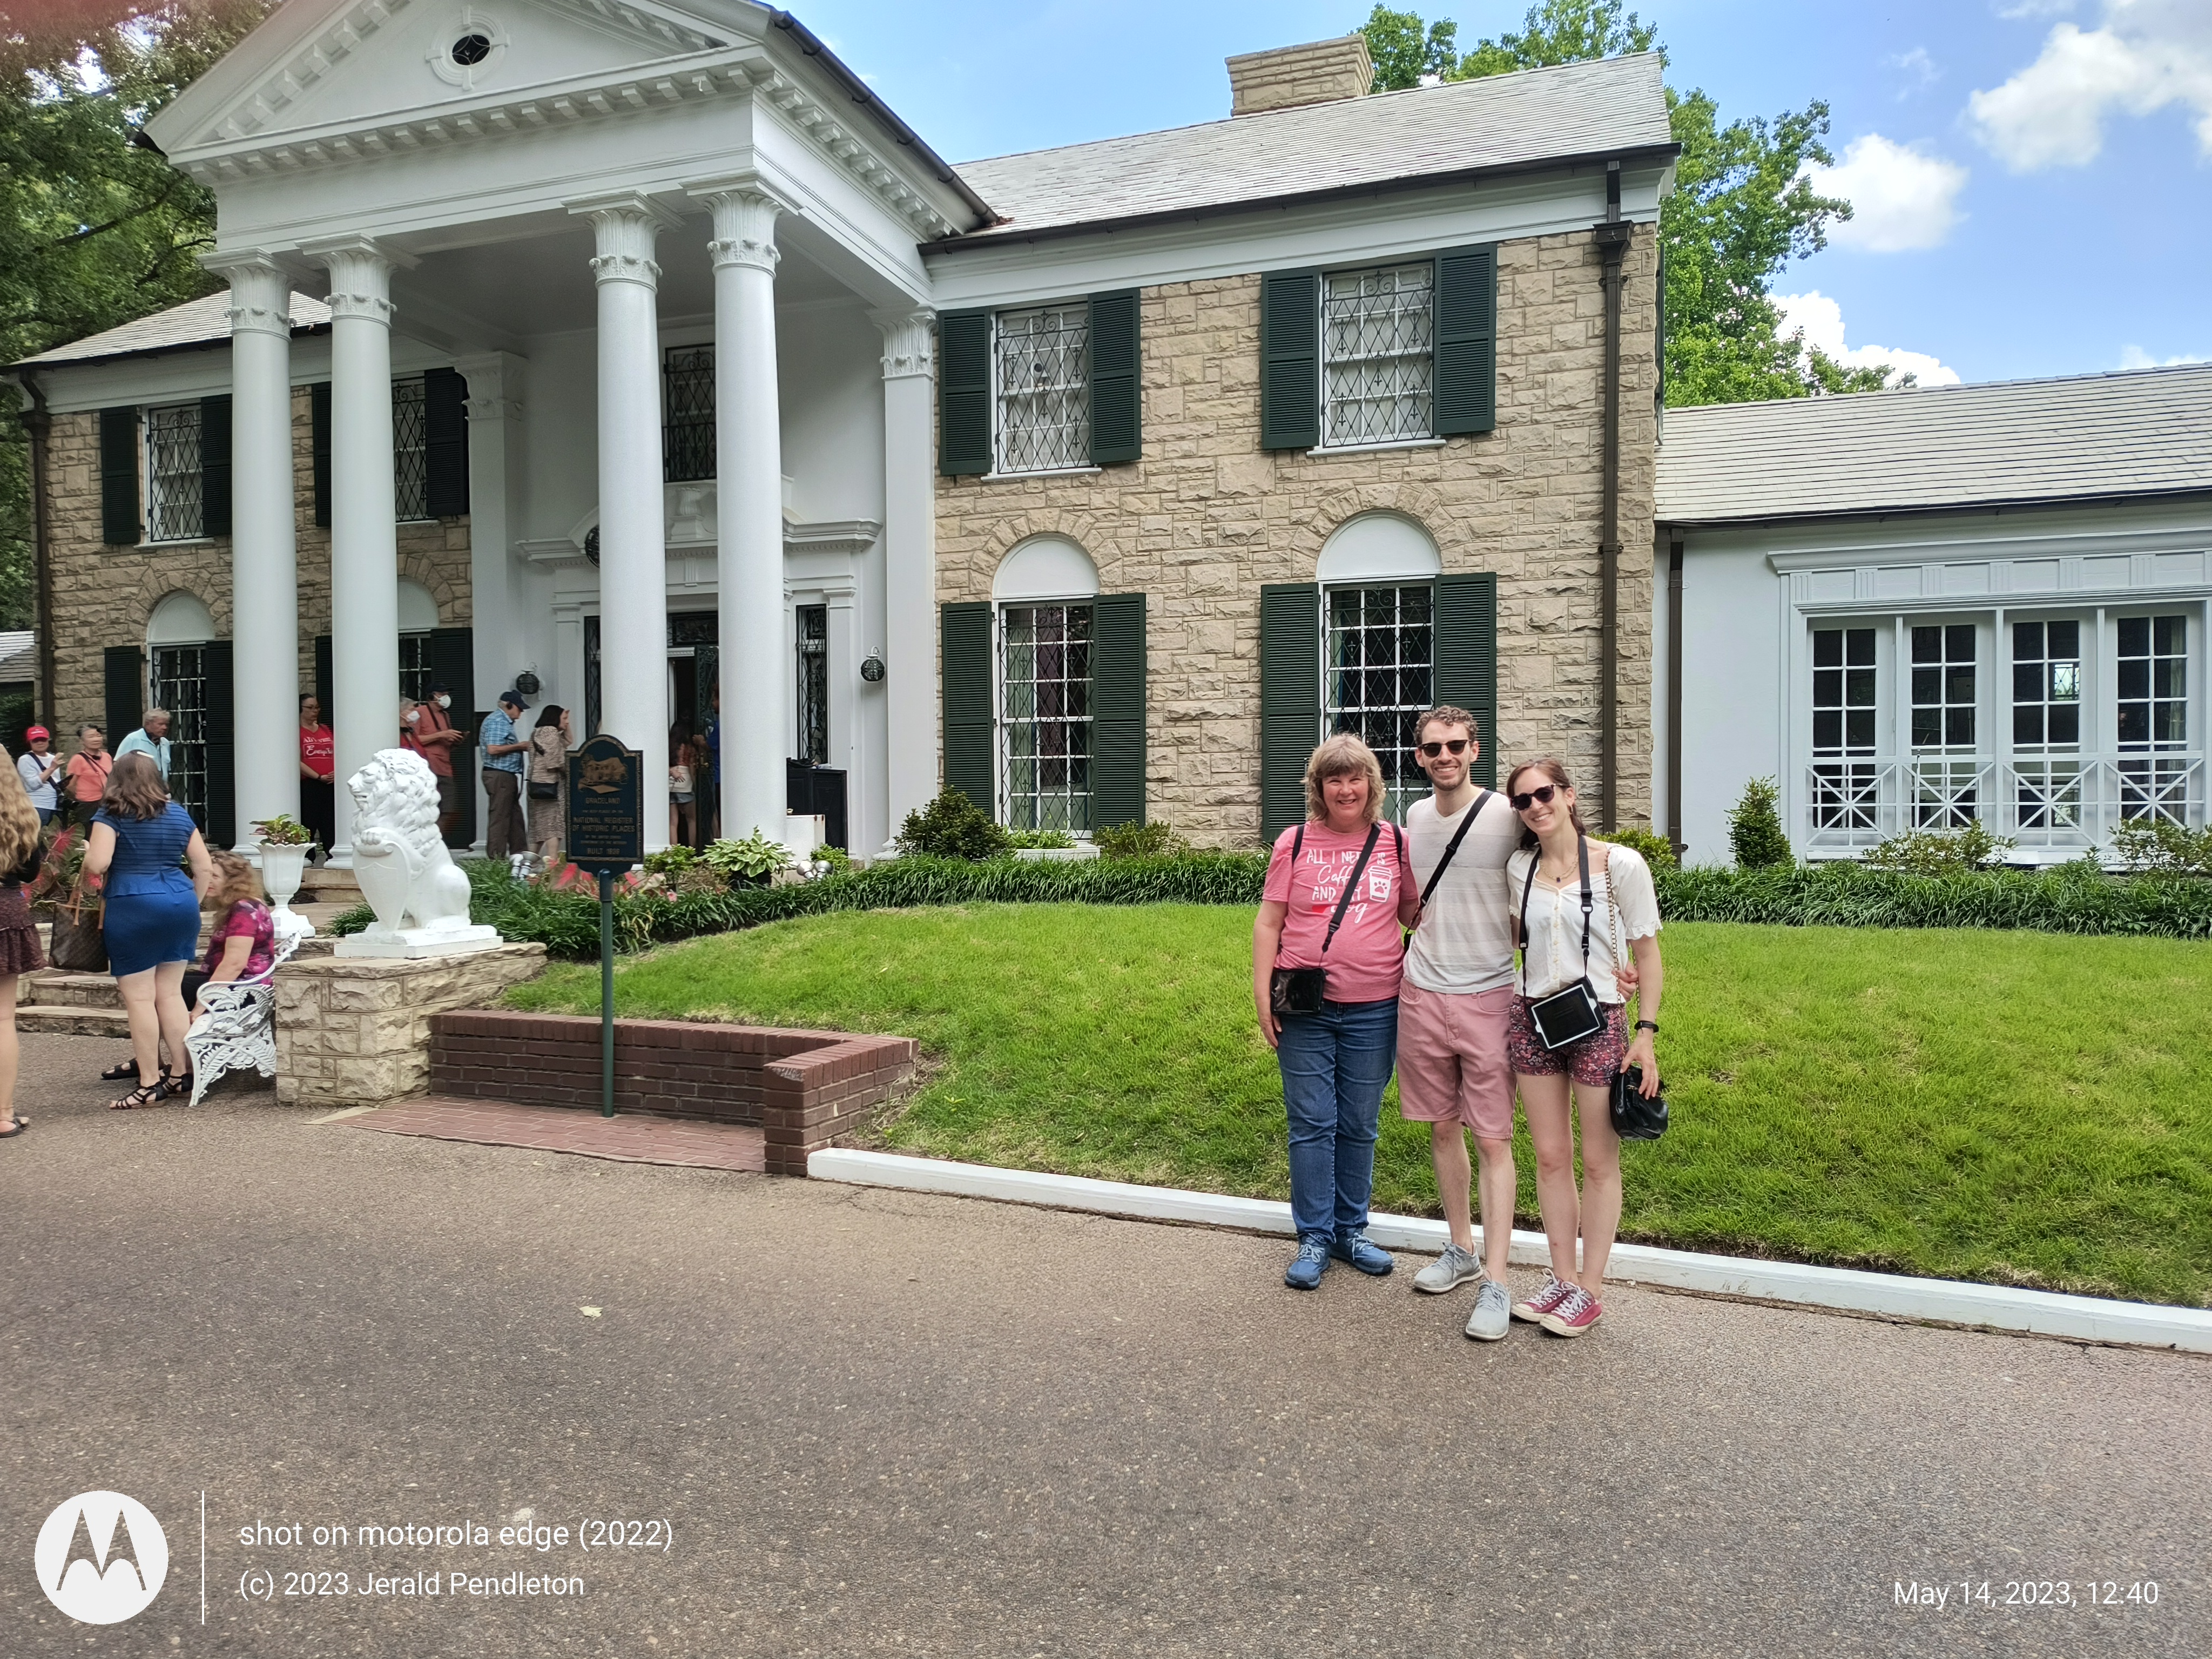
left=455, top=349, right=527, bottom=848
left=207, top=253, right=300, bottom=852
left=872, top=308, right=938, bottom=852
left=306, top=235, right=407, bottom=865
left=697, top=183, right=789, bottom=841
left=572, top=194, right=672, bottom=851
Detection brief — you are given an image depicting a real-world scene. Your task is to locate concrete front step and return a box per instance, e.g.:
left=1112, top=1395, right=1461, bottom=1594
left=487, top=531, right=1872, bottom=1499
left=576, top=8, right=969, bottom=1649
left=19, top=1005, right=130, bottom=1037
left=298, top=866, right=363, bottom=902
left=23, top=971, right=120, bottom=1009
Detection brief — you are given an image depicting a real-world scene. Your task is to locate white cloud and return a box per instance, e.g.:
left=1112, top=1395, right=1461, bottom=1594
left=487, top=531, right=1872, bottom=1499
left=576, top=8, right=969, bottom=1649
left=1890, top=48, right=1941, bottom=98
left=1967, top=0, right=2212, bottom=170
left=1804, top=134, right=1970, bottom=252
left=2118, top=345, right=2209, bottom=368
left=1776, top=292, right=1963, bottom=388
left=1995, top=1, right=2076, bottom=18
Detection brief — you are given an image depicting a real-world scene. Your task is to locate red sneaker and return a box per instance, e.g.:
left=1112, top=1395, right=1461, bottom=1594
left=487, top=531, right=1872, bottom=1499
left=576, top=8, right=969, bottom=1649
left=1511, top=1276, right=1575, bottom=1324
left=1540, top=1286, right=1603, bottom=1338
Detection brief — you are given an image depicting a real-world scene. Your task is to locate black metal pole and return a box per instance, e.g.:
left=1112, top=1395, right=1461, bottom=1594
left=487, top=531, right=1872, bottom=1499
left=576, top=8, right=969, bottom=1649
left=599, top=869, right=615, bottom=1118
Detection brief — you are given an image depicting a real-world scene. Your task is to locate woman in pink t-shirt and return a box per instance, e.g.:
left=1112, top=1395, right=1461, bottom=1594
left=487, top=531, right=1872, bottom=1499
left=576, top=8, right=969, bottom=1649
left=1253, top=733, right=1420, bottom=1290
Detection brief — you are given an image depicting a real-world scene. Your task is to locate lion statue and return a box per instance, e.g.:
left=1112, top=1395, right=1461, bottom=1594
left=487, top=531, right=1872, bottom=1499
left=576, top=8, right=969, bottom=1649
left=345, top=748, right=476, bottom=938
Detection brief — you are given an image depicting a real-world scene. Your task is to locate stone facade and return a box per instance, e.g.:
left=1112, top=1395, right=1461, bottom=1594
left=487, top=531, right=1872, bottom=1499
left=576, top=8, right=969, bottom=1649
left=935, top=224, right=1661, bottom=847
left=42, top=386, right=473, bottom=744
left=273, top=942, right=545, bottom=1107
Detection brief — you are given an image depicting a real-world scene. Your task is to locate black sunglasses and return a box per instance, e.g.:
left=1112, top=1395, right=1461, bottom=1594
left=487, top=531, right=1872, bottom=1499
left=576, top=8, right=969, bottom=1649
left=1509, top=784, right=1561, bottom=811
left=1418, top=738, right=1470, bottom=758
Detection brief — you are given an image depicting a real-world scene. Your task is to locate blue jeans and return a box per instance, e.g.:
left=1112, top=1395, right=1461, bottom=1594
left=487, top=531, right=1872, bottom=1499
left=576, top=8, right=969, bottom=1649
left=1277, top=997, right=1399, bottom=1240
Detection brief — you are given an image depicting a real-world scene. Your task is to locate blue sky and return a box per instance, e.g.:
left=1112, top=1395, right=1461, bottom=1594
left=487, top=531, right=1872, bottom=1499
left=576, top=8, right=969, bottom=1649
left=792, top=0, right=2212, bottom=387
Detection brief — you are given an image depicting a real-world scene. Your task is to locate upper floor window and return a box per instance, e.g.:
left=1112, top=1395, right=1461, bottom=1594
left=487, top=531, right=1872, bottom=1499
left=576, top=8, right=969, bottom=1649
left=1322, top=263, right=1435, bottom=447
left=143, top=403, right=205, bottom=543
left=664, top=346, right=716, bottom=483
left=393, top=376, right=430, bottom=521
left=994, top=304, right=1090, bottom=474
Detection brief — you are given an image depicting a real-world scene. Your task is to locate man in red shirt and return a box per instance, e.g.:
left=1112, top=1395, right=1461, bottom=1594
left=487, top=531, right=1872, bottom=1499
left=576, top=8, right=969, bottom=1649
left=404, top=683, right=467, bottom=844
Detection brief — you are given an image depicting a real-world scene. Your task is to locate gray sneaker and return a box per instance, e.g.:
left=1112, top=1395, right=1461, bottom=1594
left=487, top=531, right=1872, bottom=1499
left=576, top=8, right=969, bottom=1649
left=1464, top=1277, right=1512, bottom=1341
left=1414, top=1242, right=1483, bottom=1294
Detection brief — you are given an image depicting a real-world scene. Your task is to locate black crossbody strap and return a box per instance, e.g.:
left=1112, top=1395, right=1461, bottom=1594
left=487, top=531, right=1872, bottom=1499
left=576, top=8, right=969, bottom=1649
left=1516, top=830, right=1595, bottom=994
left=1577, top=831, right=1594, bottom=977
left=1320, top=822, right=1382, bottom=956
left=1419, top=790, right=1492, bottom=912
left=1517, top=847, right=1539, bottom=995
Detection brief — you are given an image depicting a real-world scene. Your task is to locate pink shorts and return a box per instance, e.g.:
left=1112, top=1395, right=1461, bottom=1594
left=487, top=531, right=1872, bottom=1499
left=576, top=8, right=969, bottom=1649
left=1394, top=983, right=1516, bottom=1141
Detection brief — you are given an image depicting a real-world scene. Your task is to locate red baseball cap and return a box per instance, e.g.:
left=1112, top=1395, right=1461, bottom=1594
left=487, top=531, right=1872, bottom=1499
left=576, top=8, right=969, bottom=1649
left=24, top=726, right=48, bottom=741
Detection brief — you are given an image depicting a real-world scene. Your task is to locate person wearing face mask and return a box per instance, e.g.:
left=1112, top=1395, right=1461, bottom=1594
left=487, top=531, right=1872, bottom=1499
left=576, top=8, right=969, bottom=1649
left=403, top=682, right=466, bottom=844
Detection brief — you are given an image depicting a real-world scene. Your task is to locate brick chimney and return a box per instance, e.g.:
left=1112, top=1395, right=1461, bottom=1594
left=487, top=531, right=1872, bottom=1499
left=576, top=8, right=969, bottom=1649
left=1225, top=35, right=1373, bottom=117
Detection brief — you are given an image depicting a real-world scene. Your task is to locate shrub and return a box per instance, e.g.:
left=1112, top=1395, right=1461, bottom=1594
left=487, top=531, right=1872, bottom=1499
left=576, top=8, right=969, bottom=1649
left=1863, top=821, right=2015, bottom=876
left=1656, top=860, right=2212, bottom=939
left=2110, top=817, right=2212, bottom=877
left=1096, top=820, right=1189, bottom=860
left=816, top=845, right=855, bottom=875
left=1004, top=827, right=1076, bottom=850
left=702, top=831, right=792, bottom=886
left=1593, top=824, right=1677, bottom=871
left=1727, top=777, right=1793, bottom=869
left=642, top=844, right=699, bottom=878
left=894, top=787, right=1009, bottom=861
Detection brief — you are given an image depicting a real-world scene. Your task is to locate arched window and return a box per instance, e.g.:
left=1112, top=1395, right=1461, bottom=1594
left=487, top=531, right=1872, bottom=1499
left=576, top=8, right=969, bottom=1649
left=993, top=537, right=1100, bottom=834
left=145, top=591, right=219, bottom=824
left=1316, top=514, right=1441, bottom=812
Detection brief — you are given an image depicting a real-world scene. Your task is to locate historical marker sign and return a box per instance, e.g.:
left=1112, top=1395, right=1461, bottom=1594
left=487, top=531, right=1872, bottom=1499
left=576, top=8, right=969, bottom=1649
left=566, top=733, right=643, bottom=873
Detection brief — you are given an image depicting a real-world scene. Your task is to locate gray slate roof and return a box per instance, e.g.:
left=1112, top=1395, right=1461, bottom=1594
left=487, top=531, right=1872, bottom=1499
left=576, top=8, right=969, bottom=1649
left=0, top=630, right=33, bottom=683
left=14, top=290, right=330, bottom=369
left=950, top=52, right=1671, bottom=241
left=1655, top=365, right=2212, bottom=525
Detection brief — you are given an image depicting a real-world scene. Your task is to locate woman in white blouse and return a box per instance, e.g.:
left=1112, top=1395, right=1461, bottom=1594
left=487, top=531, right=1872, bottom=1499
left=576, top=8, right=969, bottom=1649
left=1502, top=757, right=1665, bottom=1339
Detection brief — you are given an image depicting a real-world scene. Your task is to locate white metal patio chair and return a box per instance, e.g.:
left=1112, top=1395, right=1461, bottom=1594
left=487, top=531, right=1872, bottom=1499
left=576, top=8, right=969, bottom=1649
left=185, top=911, right=309, bottom=1107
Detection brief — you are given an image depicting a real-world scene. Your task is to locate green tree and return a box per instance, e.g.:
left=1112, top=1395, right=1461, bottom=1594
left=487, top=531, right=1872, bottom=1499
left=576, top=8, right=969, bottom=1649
left=1358, top=2, right=1896, bottom=407
left=0, top=1, right=276, bottom=632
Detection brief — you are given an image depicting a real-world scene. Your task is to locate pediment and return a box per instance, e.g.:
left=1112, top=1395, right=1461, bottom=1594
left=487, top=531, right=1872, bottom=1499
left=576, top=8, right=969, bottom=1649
left=151, top=0, right=739, bottom=153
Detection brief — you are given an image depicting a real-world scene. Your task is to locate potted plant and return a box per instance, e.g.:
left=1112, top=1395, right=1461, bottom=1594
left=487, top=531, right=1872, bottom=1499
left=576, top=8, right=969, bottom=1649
left=252, top=814, right=317, bottom=920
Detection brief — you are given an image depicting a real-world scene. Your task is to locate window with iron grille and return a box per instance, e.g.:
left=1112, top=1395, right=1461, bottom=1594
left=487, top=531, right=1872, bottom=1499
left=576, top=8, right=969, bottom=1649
left=1911, top=623, right=1979, bottom=828
left=795, top=604, right=828, bottom=766
left=1324, top=583, right=1433, bottom=818
left=2012, top=619, right=2083, bottom=830
left=143, top=403, right=205, bottom=542
left=2118, top=614, right=2189, bottom=822
left=151, top=644, right=210, bottom=825
left=1322, top=263, right=1435, bottom=447
left=994, top=305, right=1089, bottom=474
left=400, top=633, right=433, bottom=707
left=393, top=376, right=429, bottom=521
left=1810, top=626, right=1877, bottom=831
left=664, top=346, right=716, bottom=482
left=1000, top=603, right=1091, bottom=833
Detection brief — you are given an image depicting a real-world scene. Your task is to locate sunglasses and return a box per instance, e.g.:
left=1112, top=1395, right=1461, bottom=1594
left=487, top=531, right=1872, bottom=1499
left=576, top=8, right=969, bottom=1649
left=1509, top=784, right=1561, bottom=811
left=1418, top=738, right=1470, bottom=758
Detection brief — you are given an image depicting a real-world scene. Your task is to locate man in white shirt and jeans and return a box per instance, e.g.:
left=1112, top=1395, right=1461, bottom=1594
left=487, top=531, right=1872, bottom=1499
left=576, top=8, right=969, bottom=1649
left=1397, top=704, right=1530, bottom=1340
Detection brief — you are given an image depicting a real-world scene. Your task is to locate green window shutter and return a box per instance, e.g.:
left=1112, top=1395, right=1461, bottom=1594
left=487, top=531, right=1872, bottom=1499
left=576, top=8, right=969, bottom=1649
left=311, top=382, right=332, bottom=528
left=203, top=639, right=236, bottom=848
left=430, top=626, right=476, bottom=844
left=1435, top=244, right=1498, bottom=436
left=1088, top=291, right=1141, bottom=466
left=200, top=394, right=233, bottom=538
left=938, top=311, right=992, bottom=477
left=99, top=407, right=141, bottom=545
left=940, top=601, right=994, bottom=811
left=314, top=633, right=333, bottom=727
left=1259, top=582, right=1321, bottom=840
left=424, top=367, right=470, bottom=517
left=1259, top=270, right=1319, bottom=451
left=104, top=645, right=145, bottom=746
left=1089, top=592, right=1146, bottom=828
left=1434, top=572, right=1499, bottom=787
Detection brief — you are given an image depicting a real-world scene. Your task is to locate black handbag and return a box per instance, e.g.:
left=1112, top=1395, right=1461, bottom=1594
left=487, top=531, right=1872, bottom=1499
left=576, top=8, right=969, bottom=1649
left=1517, top=833, right=1604, bottom=1049
left=528, top=780, right=558, bottom=801
left=1610, top=1064, right=1669, bottom=1139
left=1269, top=822, right=1385, bottom=1019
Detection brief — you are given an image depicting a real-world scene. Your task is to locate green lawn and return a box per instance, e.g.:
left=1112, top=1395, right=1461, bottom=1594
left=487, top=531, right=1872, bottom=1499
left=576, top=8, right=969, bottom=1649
left=505, top=906, right=2212, bottom=1307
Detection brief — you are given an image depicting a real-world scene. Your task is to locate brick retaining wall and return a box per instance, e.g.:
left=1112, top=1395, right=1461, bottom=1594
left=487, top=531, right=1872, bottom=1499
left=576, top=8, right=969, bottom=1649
left=429, top=1011, right=918, bottom=1177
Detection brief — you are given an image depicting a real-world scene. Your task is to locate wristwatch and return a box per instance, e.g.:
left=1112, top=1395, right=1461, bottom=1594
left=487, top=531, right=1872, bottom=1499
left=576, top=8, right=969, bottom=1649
left=1634, top=1020, right=1659, bottom=1034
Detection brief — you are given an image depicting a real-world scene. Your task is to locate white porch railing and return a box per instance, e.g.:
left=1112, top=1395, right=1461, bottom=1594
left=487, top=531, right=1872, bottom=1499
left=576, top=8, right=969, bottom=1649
left=1803, top=752, right=2207, bottom=859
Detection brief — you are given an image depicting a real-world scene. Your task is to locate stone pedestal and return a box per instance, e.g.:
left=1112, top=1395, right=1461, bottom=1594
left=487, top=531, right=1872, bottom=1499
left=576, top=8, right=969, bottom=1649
left=274, top=942, right=547, bottom=1108
left=333, top=922, right=503, bottom=960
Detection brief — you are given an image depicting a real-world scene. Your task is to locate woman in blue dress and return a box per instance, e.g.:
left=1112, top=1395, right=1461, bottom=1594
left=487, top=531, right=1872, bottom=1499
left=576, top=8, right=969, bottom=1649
left=85, top=752, right=213, bottom=1109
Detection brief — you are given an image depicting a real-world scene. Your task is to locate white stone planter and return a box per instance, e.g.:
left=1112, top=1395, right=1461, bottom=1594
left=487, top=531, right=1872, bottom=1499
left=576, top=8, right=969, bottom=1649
left=257, top=842, right=313, bottom=928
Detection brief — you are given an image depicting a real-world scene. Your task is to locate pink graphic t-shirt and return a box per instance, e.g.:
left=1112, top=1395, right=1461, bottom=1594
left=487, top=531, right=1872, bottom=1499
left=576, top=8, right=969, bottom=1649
left=1263, top=820, right=1410, bottom=1006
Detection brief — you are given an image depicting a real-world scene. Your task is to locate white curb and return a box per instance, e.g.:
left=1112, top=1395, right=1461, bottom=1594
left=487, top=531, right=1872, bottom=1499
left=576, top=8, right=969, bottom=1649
left=807, top=1148, right=2212, bottom=1354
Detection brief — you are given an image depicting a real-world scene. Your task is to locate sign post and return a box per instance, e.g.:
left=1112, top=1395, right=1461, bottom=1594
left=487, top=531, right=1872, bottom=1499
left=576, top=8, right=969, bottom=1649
left=565, top=734, right=644, bottom=1119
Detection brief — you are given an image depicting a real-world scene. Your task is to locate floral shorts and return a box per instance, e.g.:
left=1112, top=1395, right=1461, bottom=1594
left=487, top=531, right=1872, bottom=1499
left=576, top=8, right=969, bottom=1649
left=1507, top=997, right=1628, bottom=1089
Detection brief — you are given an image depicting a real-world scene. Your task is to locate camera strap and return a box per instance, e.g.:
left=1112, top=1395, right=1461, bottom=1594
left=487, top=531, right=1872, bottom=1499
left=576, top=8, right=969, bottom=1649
left=1518, top=831, right=1593, bottom=995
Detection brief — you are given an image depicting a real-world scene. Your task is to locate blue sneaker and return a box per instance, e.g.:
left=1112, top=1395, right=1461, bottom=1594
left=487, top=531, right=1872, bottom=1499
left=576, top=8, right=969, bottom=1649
left=1331, top=1229, right=1394, bottom=1276
left=1284, top=1235, right=1330, bottom=1290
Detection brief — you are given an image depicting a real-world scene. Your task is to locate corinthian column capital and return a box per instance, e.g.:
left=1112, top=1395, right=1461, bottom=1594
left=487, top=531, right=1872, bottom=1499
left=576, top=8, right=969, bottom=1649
left=202, top=251, right=293, bottom=339
left=868, top=307, right=936, bottom=382
left=302, top=235, right=413, bottom=327
left=569, top=192, right=680, bottom=288
left=692, top=181, right=788, bottom=275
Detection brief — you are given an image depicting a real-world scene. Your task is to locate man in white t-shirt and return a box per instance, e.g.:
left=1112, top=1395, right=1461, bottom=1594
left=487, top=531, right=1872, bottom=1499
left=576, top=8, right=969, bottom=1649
left=1398, top=704, right=1530, bottom=1340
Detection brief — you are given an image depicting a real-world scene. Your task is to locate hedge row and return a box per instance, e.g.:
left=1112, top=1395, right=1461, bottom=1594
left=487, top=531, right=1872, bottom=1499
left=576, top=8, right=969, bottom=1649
left=332, top=853, right=2212, bottom=959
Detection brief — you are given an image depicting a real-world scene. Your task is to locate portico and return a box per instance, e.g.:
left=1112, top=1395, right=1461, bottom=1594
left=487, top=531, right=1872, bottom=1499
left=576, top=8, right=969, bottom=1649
left=140, top=0, right=988, bottom=859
